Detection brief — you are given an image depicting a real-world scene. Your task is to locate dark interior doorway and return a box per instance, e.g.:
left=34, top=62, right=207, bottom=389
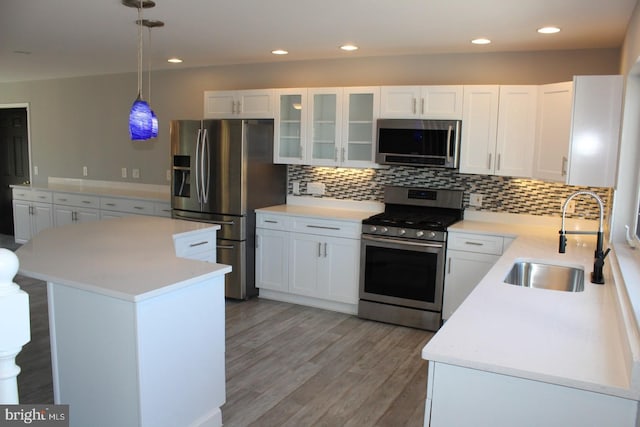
left=0, top=107, right=30, bottom=235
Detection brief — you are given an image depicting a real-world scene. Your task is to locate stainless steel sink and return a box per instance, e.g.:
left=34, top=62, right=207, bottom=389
left=504, top=261, right=585, bottom=292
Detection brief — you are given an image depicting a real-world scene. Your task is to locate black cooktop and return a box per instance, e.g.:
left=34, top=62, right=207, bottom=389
left=362, top=210, right=460, bottom=231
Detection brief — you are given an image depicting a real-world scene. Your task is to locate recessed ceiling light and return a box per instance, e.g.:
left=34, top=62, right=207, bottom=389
left=272, top=49, right=288, bottom=55
left=340, top=44, right=359, bottom=51
left=538, top=26, right=561, bottom=34
left=471, top=38, right=491, bottom=45
left=167, top=57, right=183, bottom=63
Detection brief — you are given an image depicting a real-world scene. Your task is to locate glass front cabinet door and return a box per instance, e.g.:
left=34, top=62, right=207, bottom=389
left=342, top=87, right=380, bottom=168
left=308, top=88, right=342, bottom=167
left=274, top=89, right=307, bottom=164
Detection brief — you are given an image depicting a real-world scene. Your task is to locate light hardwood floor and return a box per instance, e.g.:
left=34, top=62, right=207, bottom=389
left=14, top=273, right=433, bottom=427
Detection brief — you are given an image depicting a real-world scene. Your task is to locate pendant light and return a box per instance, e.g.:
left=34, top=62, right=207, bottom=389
left=142, top=20, right=164, bottom=138
left=123, top=0, right=163, bottom=141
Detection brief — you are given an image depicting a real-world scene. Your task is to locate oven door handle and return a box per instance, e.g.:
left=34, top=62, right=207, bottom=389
left=363, top=235, right=443, bottom=249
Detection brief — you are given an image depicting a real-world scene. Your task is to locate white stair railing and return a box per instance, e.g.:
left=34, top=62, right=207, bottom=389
left=0, top=248, right=31, bottom=404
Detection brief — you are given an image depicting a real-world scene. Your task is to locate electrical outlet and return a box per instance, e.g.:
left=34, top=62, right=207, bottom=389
left=565, top=200, right=576, bottom=214
left=307, top=182, right=325, bottom=196
left=121, top=167, right=127, bottom=178
left=469, top=193, right=483, bottom=207
left=34, top=166, right=38, bottom=176
left=132, top=168, right=140, bottom=179
left=166, top=169, right=171, bottom=181
left=82, top=166, right=88, bottom=177
left=292, top=181, right=301, bottom=195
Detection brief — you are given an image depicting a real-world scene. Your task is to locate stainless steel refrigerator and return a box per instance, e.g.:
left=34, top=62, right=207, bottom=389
left=170, top=119, right=286, bottom=299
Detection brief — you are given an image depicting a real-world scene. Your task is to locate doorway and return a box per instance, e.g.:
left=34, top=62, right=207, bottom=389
left=0, top=106, right=30, bottom=236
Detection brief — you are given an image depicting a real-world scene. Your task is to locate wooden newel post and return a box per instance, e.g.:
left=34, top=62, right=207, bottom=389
left=0, top=248, right=30, bottom=404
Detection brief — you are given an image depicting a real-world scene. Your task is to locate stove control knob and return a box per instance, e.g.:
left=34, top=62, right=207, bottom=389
left=416, top=231, right=424, bottom=238
left=429, top=231, right=437, bottom=239
left=369, top=226, right=377, bottom=233
left=398, top=229, right=406, bottom=236
left=380, top=227, right=388, bottom=233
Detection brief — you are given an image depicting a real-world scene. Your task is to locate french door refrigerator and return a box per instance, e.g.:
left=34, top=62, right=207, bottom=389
left=170, top=119, right=286, bottom=299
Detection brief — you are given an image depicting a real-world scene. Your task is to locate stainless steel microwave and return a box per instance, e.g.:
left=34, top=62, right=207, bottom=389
left=376, top=119, right=462, bottom=168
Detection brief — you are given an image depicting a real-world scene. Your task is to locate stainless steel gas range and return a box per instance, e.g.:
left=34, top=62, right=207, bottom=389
left=358, top=186, right=464, bottom=331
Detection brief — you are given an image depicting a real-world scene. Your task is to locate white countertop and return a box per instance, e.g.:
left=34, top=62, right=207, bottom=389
left=256, top=195, right=383, bottom=222
left=423, top=217, right=640, bottom=400
left=12, top=177, right=170, bottom=202
left=16, top=216, right=231, bottom=302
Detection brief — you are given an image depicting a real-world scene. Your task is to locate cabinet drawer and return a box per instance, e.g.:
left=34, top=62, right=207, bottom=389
left=174, top=230, right=217, bottom=258
left=154, top=201, right=172, bottom=217
left=448, top=232, right=505, bottom=255
left=292, top=217, right=360, bottom=239
left=53, top=192, right=99, bottom=208
left=256, top=213, right=291, bottom=230
left=100, top=196, right=155, bottom=215
left=12, top=188, right=53, bottom=203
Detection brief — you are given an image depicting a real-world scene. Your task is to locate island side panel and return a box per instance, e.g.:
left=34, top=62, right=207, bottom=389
left=427, top=362, right=639, bottom=427
left=136, top=275, right=226, bottom=427
left=47, top=282, right=140, bottom=427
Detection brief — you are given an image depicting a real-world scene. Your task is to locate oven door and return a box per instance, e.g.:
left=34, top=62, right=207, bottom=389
left=359, top=234, right=445, bottom=311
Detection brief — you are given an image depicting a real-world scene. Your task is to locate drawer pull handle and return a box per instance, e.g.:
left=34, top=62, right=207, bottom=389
left=189, top=241, right=209, bottom=247
left=134, top=206, right=145, bottom=210
left=464, top=241, right=484, bottom=246
left=264, top=220, right=278, bottom=224
left=306, top=225, right=340, bottom=231
left=105, top=203, right=116, bottom=206
left=82, top=200, right=92, bottom=204
left=59, top=198, right=68, bottom=202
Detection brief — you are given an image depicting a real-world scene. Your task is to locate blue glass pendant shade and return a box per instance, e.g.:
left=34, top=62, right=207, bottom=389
left=151, top=109, right=158, bottom=138
left=129, top=95, right=153, bottom=140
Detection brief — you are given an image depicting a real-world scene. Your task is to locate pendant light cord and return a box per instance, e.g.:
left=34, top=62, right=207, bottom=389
left=137, top=0, right=143, bottom=99
left=147, top=26, right=152, bottom=105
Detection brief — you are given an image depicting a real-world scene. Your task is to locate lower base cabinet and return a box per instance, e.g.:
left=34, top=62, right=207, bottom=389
left=425, top=361, right=639, bottom=427
left=255, top=211, right=360, bottom=314
left=443, top=232, right=513, bottom=320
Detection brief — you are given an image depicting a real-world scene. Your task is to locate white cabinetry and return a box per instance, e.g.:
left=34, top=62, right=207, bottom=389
left=255, top=211, right=361, bottom=314
left=443, top=232, right=512, bottom=320
left=255, top=214, right=289, bottom=293
left=204, top=89, right=275, bottom=118
left=533, top=75, right=623, bottom=187
left=99, top=196, right=156, bottom=219
left=12, top=188, right=54, bottom=244
left=274, top=87, right=379, bottom=167
left=53, top=193, right=100, bottom=226
left=459, top=86, right=537, bottom=177
left=380, top=86, right=463, bottom=119
left=274, top=88, right=308, bottom=164
left=533, top=81, right=574, bottom=182
left=425, top=362, right=638, bottom=427
left=173, top=228, right=217, bottom=263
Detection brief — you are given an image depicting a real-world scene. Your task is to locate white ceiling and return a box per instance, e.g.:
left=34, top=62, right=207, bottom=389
left=1, top=0, right=637, bottom=83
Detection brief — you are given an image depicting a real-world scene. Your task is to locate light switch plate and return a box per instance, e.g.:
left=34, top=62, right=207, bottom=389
left=132, top=168, right=140, bottom=179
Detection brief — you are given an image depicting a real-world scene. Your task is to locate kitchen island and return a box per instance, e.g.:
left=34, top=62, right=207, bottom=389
left=16, top=216, right=231, bottom=427
left=422, top=216, right=640, bottom=426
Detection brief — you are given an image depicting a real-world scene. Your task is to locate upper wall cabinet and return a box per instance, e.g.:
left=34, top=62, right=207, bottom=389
left=274, top=88, right=308, bottom=164
left=533, top=75, right=623, bottom=187
left=274, top=87, right=379, bottom=168
left=380, top=86, right=463, bottom=119
left=532, top=82, right=574, bottom=182
left=204, top=89, right=275, bottom=119
left=459, top=85, right=537, bottom=177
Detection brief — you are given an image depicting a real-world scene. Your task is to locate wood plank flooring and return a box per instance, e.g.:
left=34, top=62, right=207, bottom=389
left=13, top=273, right=433, bottom=427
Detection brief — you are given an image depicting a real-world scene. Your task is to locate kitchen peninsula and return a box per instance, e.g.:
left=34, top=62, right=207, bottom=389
left=422, top=216, right=640, bottom=426
left=15, top=216, right=231, bottom=427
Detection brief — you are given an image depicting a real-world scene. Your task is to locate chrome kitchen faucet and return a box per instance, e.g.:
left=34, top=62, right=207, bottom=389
left=558, top=191, right=610, bottom=284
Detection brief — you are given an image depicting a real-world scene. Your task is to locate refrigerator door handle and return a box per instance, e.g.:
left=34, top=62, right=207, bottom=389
left=195, top=128, right=202, bottom=204
left=202, top=128, right=210, bottom=204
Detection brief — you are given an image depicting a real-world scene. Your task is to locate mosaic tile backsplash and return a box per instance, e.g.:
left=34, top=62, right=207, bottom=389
left=287, top=165, right=612, bottom=221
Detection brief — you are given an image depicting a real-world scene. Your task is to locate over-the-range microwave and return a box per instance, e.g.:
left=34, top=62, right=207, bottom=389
left=376, top=119, right=462, bottom=168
